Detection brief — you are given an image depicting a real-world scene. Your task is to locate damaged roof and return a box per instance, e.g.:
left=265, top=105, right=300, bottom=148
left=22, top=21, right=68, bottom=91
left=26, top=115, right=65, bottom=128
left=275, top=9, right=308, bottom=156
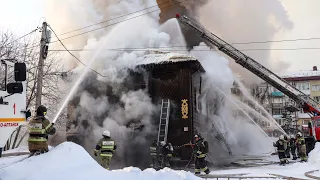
left=135, top=50, right=205, bottom=73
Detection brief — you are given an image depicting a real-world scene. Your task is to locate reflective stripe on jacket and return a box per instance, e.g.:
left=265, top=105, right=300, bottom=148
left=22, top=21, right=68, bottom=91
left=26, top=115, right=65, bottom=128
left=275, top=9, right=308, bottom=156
left=28, top=116, right=53, bottom=142
left=94, top=137, right=116, bottom=156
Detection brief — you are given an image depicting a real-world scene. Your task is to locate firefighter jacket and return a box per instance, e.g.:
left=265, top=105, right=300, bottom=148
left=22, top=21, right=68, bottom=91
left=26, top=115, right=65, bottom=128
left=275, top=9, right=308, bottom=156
left=194, top=139, right=206, bottom=158
left=150, top=142, right=158, bottom=156
left=296, top=137, right=306, bottom=153
left=161, top=143, right=173, bottom=157
left=94, top=137, right=116, bottom=157
left=273, top=139, right=285, bottom=152
left=296, top=137, right=306, bottom=146
left=28, top=116, right=55, bottom=142
left=289, top=138, right=296, bottom=149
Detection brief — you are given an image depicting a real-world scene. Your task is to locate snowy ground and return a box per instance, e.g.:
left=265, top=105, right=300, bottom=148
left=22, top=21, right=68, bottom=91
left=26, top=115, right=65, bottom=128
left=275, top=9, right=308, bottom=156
left=1, top=142, right=320, bottom=180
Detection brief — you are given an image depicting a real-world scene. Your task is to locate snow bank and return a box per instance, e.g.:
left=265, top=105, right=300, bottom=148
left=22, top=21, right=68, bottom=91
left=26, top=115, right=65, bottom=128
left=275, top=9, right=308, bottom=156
left=308, top=142, right=320, bottom=168
left=0, top=142, right=200, bottom=180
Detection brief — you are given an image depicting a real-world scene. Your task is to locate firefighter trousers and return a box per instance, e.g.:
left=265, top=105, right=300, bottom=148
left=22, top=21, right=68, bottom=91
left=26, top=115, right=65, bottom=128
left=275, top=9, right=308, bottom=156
left=150, top=155, right=159, bottom=169
left=195, top=157, right=210, bottom=174
left=291, top=147, right=297, bottom=159
left=278, top=151, right=286, bottom=164
left=100, top=154, right=112, bottom=170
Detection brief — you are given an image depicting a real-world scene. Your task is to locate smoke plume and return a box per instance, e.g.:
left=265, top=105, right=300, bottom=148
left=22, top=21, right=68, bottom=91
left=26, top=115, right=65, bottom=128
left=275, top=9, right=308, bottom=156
left=45, top=0, right=290, bottom=168
left=195, top=0, right=293, bottom=83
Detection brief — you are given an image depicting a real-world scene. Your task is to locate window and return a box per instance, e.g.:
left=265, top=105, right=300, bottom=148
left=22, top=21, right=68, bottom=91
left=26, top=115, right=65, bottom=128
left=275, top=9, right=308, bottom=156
left=312, top=85, right=320, bottom=92
left=314, top=96, right=320, bottom=103
left=0, top=63, right=6, bottom=91
left=296, top=82, right=310, bottom=90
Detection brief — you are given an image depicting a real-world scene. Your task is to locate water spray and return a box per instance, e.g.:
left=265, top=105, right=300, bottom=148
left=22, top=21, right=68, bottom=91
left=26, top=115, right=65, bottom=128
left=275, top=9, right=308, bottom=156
left=234, top=78, right=288, bottom=136
left=210, top=82, right=276, bottom=144
left=52, top=40, right=108, bottom=124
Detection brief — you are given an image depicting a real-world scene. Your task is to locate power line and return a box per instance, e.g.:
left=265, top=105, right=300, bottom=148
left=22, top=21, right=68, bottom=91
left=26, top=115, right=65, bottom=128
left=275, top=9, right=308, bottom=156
left=57, top=0, right=173, bottom=36
left=16, top=0, right=320, bottom=53
left=47, top=25, right=107, bottom=77
left=2, top=28, right=39, bottom=48
left=19, top=0, right=190, bottom=52
left=48, top=47, right=320, bottom=52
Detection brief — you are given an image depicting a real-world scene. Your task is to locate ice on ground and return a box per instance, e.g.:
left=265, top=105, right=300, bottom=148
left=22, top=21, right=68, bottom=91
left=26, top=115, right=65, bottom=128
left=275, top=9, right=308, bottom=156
left=0, top=142, right=200, bottom=180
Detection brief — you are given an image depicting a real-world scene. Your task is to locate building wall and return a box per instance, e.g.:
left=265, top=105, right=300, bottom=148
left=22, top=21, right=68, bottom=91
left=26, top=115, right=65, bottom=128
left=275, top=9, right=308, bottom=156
left=310, top=80, right=320, bottom=102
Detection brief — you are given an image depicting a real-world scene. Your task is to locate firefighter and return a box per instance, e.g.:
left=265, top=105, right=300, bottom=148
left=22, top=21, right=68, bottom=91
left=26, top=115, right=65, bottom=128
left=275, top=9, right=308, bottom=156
left=289, top=135, right=297, bottom=160
left=150, top=140, right=159, bottom=169
left=159, top=141, right=174, bottom=168
left=284, top=135, right=290, bottom=159
left=28, top=105, right=56, bottom=156
left=194, top=134, right=210, bottom=174
left=94, top=130, right=116, bottom=170
left=296, top=132, right=307, bottom=162
left=273, top=135, right=287, bottom=165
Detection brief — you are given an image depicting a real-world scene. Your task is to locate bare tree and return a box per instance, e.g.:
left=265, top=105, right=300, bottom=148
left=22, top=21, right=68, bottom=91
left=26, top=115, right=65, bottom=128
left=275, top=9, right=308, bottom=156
left=0, top=29, right=67, bottom=149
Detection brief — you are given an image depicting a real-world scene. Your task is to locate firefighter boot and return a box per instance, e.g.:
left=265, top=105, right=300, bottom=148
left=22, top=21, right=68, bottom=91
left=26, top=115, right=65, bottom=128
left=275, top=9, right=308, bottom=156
left=204, top=168, right=210, bottom=174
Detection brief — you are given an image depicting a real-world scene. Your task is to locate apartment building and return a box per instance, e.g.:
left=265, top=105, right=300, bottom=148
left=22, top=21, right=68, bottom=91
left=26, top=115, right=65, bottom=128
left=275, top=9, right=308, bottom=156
left=264, top=66, right=320, bottom=126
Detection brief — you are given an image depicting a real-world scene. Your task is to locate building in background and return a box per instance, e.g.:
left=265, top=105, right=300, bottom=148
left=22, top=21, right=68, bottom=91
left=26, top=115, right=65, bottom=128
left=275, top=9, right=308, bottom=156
left=262, top=66, right=320, bottom=129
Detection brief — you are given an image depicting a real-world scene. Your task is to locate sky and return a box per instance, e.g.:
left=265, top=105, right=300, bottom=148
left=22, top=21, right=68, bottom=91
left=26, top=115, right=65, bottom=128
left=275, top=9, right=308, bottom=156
left=0, top=0, right=319, bottom=73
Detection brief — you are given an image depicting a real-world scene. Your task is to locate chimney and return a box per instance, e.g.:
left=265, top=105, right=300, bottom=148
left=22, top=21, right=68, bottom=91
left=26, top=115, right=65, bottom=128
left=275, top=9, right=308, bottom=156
left=313, top=66, right=318, bottom=71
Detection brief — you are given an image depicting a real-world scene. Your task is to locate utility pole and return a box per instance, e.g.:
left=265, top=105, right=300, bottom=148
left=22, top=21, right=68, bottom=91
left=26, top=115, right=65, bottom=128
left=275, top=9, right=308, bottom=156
left=35, top=22, right=51, bottom=108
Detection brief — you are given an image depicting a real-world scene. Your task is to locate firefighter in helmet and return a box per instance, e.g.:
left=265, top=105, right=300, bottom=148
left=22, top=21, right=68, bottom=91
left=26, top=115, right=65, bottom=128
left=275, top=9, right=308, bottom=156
left=289, top=135, right=297, bottom=160
left=273, top=135, right=287, bottom=165
left=194, top=134, right=210, bottom=174
left=159, top=141, right=174, bottom=168
left=94, top=130, right=117, bottom=169
left=28, top=105, right=56, bottom=156
left=296, top=132, right=307, bottom=162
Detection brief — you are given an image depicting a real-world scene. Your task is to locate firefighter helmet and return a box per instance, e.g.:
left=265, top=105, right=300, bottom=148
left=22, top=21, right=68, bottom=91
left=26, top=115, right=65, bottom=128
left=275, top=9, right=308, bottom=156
left=160, top=141, right=166, bottom=146
left=36, top=105, right=47, bottom=116
left=102, top=130, right=110, bottom=137
left=279, top=135, right=284, bottom=140
left=290, top=135, right=295, bottom=139
left=297, top=132, right=302, bottom=137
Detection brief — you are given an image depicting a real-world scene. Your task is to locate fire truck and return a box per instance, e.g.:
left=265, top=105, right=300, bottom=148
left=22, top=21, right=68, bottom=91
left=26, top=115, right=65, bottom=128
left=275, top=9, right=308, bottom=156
left=175, top=14, right=320, bottom=152
left=0, top=60, right=29, bottom=157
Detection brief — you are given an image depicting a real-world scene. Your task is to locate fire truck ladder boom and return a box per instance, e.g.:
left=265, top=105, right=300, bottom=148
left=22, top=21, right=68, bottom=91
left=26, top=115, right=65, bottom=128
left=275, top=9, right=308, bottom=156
left=176, top=14, right=320, bottom=116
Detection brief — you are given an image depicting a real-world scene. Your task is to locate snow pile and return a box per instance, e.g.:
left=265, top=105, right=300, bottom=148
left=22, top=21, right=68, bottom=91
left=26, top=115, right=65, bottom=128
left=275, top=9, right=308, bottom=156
left=281, top=70, right=320, bottom=78
left=308, top=142, right=320, bottom=168
left=0, top=142, right=200, bottom=180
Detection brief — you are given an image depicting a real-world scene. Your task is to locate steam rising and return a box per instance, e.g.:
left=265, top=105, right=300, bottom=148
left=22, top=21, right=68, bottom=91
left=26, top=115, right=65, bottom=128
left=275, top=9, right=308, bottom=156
left=46, top=0, right=291, bottom=167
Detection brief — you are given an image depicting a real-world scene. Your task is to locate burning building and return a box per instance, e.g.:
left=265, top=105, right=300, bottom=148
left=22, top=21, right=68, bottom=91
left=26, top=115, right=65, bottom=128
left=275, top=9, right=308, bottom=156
left=66, top=51, right=231, bottom=168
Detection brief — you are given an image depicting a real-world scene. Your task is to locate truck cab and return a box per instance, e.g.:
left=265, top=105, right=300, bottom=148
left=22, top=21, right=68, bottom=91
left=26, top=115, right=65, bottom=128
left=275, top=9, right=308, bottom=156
left=0, top=60, right=28, bottom=157
left=312, top=116, right=320, bottom=141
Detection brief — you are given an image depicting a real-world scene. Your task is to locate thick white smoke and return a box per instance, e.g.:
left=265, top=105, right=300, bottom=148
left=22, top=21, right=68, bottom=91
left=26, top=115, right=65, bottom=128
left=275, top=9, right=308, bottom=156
left=45, top=0, right=291, bottom=167
left=196, top=0, right=293, bottom=83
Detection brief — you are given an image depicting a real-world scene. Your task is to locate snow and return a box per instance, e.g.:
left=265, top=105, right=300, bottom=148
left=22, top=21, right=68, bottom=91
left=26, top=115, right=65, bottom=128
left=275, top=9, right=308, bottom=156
left=136, top=51, right=197, bottom=66
left=2, top=146, right=29, bottom=154
left=2, top=142, right=320, bottom=179
left=0, top=142, right=200, bottom=180
left=281, top=70, right=320, bottom=78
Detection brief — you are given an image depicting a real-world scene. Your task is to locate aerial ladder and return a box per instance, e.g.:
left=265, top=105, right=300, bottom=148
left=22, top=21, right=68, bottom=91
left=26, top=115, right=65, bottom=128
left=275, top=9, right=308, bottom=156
left=175, top=14, right=320, bottom=149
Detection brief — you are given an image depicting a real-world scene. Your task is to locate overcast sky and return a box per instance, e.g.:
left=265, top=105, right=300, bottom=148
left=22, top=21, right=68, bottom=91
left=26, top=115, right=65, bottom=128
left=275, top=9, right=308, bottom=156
left=0, top=0, right=319, bottom=73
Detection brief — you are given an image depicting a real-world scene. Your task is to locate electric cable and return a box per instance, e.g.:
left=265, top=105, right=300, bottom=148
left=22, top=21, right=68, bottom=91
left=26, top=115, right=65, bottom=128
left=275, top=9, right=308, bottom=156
left=17, top=0, right=192, bottom=52
left=57, top=0, right=173, bottom=36
left=47, top=25, right=107, bottom=77
left=48, top=47, right=320, bottom=52
left=1, top=28, right=39, bottom=48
